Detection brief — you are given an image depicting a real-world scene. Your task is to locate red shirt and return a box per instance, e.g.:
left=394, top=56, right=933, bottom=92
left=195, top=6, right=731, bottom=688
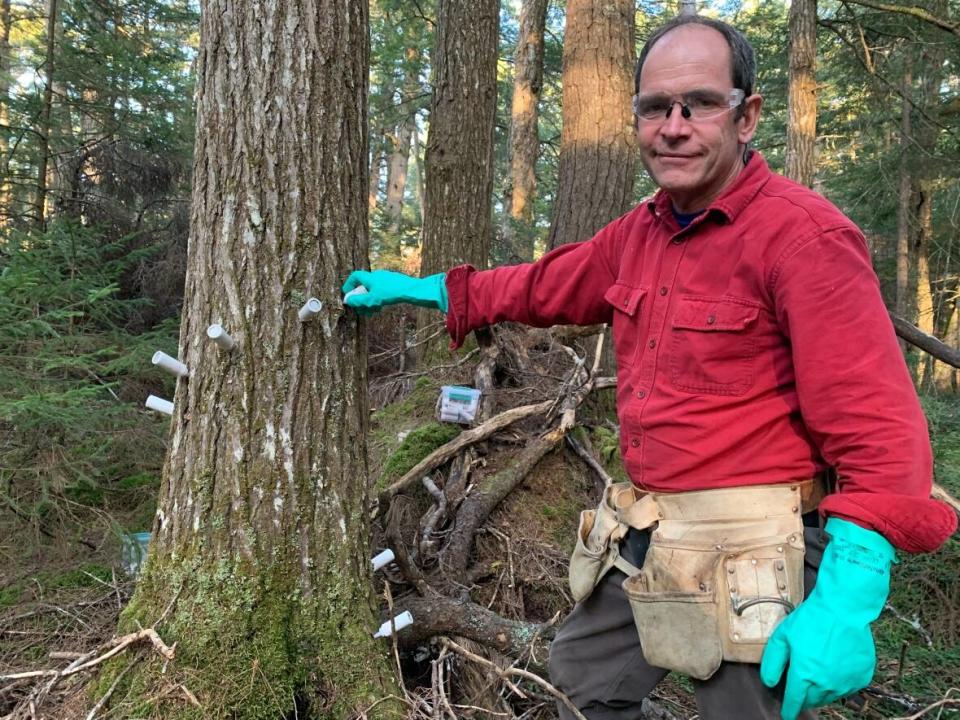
left=445, top=154, right=955, bottom=553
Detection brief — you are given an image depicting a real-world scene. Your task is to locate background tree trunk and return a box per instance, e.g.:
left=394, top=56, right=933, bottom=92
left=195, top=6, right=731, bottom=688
left=895, top=55, right=913, bottom=352
left=546, top=0, right=636, bottom=250
left=420, top=0, right=500, bottom=274
left=32, top=0, right=58, bottom=230
left=785, top=0, right=817, bottom=187
left=504, top=0, right=549, bottom=262
left=115, top=1, right=397, bottom=717
left=0, top=0, right=11, bottom=227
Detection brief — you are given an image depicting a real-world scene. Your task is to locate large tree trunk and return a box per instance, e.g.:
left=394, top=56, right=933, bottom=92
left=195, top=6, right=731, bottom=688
left=546, top=0, right=636, bottom=250
left=504, top=0, right=548, bottom=262
left=420, top=0, right=500, bottom=275
left=114, top=2, right=397, bottom=717
left=785, top=0, right=817, bottom=187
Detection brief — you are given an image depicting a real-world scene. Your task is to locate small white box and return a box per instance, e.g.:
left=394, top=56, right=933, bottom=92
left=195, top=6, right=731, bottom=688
left=437, top=386, right=481, bottom=424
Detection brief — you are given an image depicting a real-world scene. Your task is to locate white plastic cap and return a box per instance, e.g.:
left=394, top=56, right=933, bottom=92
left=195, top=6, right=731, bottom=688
left=373, top=610, right=414, bottom=639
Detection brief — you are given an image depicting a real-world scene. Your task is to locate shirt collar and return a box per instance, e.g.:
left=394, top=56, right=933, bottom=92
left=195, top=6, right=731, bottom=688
left=647, top=151, right=772, bottom=225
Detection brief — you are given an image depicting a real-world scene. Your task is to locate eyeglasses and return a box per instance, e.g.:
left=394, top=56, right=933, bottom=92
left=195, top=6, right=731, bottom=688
left=632, top=89, right=746, bottom=122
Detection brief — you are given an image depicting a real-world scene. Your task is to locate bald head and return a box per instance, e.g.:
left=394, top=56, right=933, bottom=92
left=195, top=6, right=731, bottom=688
left=635, top=16, right=756, bottom=98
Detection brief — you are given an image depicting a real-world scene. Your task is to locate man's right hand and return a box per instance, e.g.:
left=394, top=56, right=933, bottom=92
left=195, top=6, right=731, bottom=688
left=341, top=270, right=448, bottom=316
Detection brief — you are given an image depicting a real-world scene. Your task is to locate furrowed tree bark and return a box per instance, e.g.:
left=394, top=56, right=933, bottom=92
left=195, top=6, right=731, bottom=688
left=504, top=0, right=549, bottom=262
left=547, top=0, right=636, bottom=249
left=112, top=2, right=399, bottom=718
left=785, top=0, right=817, bottom=187
left=420, top=0, right=500, bottom=274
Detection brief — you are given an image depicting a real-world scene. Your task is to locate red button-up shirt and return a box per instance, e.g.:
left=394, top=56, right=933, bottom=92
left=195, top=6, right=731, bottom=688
left=444, top=154, right=955, bottom=553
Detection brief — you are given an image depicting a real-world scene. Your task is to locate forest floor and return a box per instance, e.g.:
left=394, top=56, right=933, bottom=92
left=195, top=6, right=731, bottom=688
left=1, top=315, right=959, bottom=719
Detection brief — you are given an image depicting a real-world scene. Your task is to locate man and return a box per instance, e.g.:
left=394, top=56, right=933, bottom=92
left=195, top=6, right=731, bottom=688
left=344, top=16, right=956, bottom=720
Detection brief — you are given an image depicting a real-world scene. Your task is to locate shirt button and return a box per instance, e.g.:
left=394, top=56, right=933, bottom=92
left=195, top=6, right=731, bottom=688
left=636, top=390, right=646, bottom=399
left=648, top=339, right=657, bottom=349
left=706, top=315, right=716, bottom=325
left=659, top=287, right=668, bottom=296
left=630, top=438, right=640, bottom=448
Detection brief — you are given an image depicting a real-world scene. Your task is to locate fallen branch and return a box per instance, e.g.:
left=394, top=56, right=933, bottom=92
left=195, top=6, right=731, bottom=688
left=440, top=637, right=587, bottom=720
left=890, top=314, right=960, bottom=368
left=397, top=596, right=556, bottom=671
left=932, top=482, right=960, bottom=515
left=379, top=399, right=553, bottom=505
left=0, top=628, right=175, bottom=682
left=566, top=434, right=614, bottom=489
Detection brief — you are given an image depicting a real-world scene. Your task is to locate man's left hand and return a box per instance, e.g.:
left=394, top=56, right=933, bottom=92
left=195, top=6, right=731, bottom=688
left=760, top=518, right=895, bottom=720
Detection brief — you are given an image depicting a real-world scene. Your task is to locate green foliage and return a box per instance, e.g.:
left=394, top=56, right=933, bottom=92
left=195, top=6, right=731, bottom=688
left=0, top=221, right=173, bottom=529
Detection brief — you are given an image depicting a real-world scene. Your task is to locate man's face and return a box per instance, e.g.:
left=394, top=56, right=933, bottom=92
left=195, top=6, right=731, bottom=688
left=635, top=25, right=762, bottom=213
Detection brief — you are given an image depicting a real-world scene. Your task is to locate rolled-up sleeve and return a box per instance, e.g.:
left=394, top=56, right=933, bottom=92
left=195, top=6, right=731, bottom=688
left=771, top=225, right=956, bottom=553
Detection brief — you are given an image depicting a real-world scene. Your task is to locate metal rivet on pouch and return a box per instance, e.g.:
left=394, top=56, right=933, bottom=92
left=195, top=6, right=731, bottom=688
left=728, top=567, right=735, bottom=574
left=730, top=587, right=736, bottom=594
left=699, top=583, right=707, bottom=591
left=776, top=561, right=784, bottom=570
left=751, top=559, right=757, bottom=566
left=734, top=633, right=740, bottom=640
left=779, top=584, right=787, bottom=591
left=777, top=546, right=783, bottom=553
left=715, top=544, right=723, bottom=550
left=791, top=506, right=798, bottom=513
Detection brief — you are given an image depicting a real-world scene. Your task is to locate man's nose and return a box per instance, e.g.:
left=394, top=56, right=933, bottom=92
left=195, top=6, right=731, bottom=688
left=660, top=103, right=692, bottom=137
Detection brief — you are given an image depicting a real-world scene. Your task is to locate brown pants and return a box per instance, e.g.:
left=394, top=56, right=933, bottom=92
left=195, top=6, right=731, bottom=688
left=549, top=527, right=826, bottom=720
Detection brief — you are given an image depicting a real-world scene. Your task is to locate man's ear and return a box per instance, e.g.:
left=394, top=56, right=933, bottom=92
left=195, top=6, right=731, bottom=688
left=737, top=93, right=763, bottom=145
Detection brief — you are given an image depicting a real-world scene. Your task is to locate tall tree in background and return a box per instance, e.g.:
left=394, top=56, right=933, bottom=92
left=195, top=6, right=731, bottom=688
left=504, top=0, right=548, bottom=262
left=895, top=54, right=913, bottom=348
left=785, top=0, right=817, bottom=187
left=112, top=1, right=397, bottom=716
left=32, top=0, right=57, bottom=228
left=0, top=0, right=11, bottom=225
left=547, top=0, right=635, bottom=249
left=420, top=0, right=500, bottom=274
left=385, top=47, right=422, bottom=247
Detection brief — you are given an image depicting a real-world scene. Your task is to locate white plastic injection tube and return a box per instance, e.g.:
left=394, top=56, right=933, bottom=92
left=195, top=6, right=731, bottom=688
left=206, top=324, right=235, bottom=351
left=373, top=610, right=414, bottom=639
left=145, top=395, right=174, bottom=416
left=151, top=351, right=189, bottom=378
left=371, top=548, right=395, bottom=572
left=343, top=285, right=368, bottom=302
left=298, top=297, right=322, bottom=321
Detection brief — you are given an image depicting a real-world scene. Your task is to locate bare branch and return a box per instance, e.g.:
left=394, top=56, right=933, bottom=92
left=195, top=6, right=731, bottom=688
left=842, top=0, right=960, bottom=38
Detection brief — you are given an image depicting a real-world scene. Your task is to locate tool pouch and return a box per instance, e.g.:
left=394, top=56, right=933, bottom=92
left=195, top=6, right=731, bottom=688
left=621, top=484, right=808, bottom=679
left=568, top=483, right=633, bottom=603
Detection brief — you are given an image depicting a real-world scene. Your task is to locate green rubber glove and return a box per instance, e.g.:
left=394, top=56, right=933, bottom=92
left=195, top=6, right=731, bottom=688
left=760, top=518, right=895, bottom=720
left=341, top=270, right=448, bottom=315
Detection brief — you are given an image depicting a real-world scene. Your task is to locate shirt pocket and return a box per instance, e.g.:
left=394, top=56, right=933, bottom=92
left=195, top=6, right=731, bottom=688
left=603, top=283, right=647, bottom=369
left=669, top=296, right=761, bottom=396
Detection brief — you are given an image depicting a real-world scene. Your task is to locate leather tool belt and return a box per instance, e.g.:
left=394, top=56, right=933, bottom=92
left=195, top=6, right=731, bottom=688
left=568, top=478, right=824, bottom=680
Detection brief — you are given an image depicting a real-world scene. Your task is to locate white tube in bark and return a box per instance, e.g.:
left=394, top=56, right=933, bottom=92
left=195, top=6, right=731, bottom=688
left=206, top=324, right=235, bottom=351
left=371, top=549, right=395, bottom=572
left=145, top=395, right=174, bottom=415
left=373, top=610, right=414, bottom=638
left=152, top=351, right=189, bottom=378
left=298, top=297, right=323, bottom=321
